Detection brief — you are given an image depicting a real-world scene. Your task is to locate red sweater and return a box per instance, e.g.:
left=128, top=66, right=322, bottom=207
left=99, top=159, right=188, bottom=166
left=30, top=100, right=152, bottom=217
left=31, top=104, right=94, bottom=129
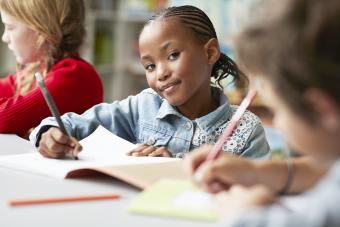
left=0, top=58, right=103, bottom=137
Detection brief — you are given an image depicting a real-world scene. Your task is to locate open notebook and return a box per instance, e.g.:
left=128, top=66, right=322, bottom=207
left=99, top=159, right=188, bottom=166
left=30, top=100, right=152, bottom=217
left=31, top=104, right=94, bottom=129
left=0, top=126, right=185, bottom=189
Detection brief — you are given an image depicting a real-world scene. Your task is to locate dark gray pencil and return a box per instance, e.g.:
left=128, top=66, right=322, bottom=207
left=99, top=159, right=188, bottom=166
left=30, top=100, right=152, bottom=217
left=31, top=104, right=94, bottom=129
left=35, top=72, right=77, bottom=160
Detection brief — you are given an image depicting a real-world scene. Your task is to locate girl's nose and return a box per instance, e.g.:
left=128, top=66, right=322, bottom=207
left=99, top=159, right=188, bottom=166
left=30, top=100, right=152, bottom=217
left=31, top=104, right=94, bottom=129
left=156, top=63, right=170, bottom=81
left=2, top=30, right=9, bottom=43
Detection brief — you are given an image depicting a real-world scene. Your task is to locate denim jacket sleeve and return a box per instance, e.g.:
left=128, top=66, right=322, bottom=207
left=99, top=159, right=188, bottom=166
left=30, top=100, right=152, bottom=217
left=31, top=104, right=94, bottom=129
left=30, top=95, right=141, bottom=146
left=239, top=122, right=271, bottom=159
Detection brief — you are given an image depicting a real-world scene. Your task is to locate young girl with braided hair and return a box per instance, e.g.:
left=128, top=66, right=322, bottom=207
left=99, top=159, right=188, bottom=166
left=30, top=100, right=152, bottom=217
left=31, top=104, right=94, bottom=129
left=0, top=0, right=103, bottom=138
left=30, top=5, right=270, bottom=160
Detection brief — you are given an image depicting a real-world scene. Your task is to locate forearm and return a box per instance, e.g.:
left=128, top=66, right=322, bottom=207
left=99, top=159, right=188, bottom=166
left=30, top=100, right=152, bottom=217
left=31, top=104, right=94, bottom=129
left=30, top=98, right=137, bottom=147
left=253, top=157, right=326, bottom=194
left=287, top=157, right=326, bottom=193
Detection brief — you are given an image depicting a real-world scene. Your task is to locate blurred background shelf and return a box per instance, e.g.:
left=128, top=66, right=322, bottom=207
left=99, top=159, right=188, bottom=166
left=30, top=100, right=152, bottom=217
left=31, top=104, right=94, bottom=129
left=0, top=0, right=262, bottom=105
left=81, top=0, right=167, bottom=101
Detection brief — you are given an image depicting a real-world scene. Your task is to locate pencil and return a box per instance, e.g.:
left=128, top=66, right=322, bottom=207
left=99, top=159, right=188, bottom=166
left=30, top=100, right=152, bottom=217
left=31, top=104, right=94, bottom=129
left=9, top=193, right=121, bottom=207
left=35, top=72, right=77, bottom=160
left=205, top=89, right=257, bottom=161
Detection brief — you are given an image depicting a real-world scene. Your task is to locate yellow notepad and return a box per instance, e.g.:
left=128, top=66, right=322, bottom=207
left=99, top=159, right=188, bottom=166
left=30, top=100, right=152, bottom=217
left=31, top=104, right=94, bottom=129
left=129, top=178, right=218, bottom=221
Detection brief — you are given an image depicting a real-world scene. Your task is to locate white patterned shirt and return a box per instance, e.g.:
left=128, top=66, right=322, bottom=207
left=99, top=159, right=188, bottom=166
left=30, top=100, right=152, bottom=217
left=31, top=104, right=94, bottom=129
left=191, top=106, right=262, bottom=155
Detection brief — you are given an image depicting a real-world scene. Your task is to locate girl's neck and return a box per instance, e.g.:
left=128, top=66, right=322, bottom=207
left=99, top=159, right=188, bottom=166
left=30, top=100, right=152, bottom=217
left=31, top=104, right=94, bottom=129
left=177, top=87, right=219, bottom=120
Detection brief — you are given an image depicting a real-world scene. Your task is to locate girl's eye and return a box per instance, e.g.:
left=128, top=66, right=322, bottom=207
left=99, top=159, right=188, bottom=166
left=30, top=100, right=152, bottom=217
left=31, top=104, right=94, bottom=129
left=168, top=52, right=180, bottom=61
left=145, top=64, right=155, bottom=72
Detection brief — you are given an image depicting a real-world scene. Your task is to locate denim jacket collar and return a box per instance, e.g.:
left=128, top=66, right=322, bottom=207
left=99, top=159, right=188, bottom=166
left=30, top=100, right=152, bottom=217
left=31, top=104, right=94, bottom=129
left=195, top=88, right=230, bottom=134
left=156, top=87, right=231, bottom=133
left=156, top=99, right=183, bottom=119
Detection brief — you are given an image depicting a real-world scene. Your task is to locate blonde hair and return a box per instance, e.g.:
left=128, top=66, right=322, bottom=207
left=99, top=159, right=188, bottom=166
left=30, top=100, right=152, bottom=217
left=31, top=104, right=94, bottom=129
left=0, top=0, right=85, bottom=94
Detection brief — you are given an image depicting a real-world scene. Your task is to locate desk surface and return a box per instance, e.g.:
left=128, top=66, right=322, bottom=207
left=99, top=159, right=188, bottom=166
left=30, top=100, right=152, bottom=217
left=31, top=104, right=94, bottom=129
left=0, top=135, right=216, bottom=227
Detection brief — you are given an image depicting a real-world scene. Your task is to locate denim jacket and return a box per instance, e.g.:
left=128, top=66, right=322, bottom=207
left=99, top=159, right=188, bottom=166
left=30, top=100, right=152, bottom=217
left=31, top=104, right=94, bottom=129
left=30, top=88, right=271, bottom=159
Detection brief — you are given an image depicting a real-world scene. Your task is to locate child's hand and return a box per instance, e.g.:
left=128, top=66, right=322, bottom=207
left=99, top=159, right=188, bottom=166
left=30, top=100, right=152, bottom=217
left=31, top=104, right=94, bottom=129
left=38, top=127, right=82, bottom=159
left=127, top=144, right=172, bottom=157
left=215, top=185, right=276, bottom=218
left=184, top=145, right=256, bottom=193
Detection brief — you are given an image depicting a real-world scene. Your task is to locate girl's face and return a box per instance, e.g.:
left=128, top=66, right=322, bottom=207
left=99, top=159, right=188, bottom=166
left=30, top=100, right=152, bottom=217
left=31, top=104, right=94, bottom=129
left=1, top=10, right=41, bottom=64
left=139, top=18, right=215, bottom=113
left=259, top=78, right=339, bottom=164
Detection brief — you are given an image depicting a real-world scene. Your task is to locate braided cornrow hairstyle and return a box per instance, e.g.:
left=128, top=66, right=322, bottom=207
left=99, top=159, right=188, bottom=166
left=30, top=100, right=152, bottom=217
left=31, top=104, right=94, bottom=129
left=147, top=5, right=247, bottom=90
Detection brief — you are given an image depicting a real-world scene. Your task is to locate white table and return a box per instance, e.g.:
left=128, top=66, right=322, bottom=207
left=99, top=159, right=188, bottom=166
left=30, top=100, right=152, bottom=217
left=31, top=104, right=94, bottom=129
left=0, top=135, right=216, bottom=227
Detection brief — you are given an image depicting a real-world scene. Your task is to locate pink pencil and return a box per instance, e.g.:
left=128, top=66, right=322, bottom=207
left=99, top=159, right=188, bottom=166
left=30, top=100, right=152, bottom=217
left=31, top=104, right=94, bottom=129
left=205, top=89, right=257, bottom=161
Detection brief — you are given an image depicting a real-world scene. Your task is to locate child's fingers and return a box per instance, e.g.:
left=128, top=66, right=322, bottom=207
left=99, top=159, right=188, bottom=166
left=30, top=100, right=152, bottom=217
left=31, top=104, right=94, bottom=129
left=206, top=181, right=230, bottom=194
left=69, top=137, right=82, bottom=157
left=39, top=130, right=80, bottom=159
left=39, top=139, right=81, bottom=159
left=69, top=137, right=82, bottom=150
left=38, top=140, right=66, bottom=159
left=129, top=145, right=156, bottom=156
left=193, top=161, right=212, bottom=184
left=49, top=127, right=72, bottom=145
left=135, top=144, right=149, bottom=152
left=137, top=146, right=156, bottom=156
left=40, top=131, right=68, bottom=157
left=184, top=145, right=212, bottom=176
left=228, top=185, right=248, bottom=195
left=148, top=147, right=172, bottom=157
left=127, top=144, right=148, bottom=155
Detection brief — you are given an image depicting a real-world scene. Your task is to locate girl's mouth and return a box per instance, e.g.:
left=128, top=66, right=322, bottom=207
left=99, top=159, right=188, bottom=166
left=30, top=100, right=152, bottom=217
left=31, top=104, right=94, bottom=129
left=159, top=81, right=181, bottom=95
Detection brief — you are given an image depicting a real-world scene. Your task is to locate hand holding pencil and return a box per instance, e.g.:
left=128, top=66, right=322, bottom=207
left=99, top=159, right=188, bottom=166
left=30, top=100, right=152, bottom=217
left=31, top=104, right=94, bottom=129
left=35, top=72, right=82, bottom=159
left=184, top=89, right=257, bottom=193
left=38, top=127, right=82, bottom=159
left=185, top=147, right=257, bottom=193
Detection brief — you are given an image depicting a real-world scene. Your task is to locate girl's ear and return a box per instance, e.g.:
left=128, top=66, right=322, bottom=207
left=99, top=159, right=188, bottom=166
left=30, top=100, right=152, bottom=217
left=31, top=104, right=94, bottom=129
left=304, top=88, right=340, bottom=132
left=204, top=38, right=220, bottom=65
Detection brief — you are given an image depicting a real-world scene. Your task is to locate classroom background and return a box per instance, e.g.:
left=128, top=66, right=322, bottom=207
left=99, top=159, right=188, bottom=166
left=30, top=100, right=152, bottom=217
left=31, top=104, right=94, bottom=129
left=0, top=0, right=286, bottom=157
